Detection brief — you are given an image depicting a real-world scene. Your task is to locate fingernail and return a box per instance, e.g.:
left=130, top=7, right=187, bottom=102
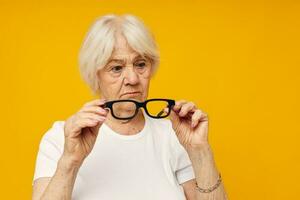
left=99, top=117, right=106, bottom=121
left=191, top=121, right=195, bottom=128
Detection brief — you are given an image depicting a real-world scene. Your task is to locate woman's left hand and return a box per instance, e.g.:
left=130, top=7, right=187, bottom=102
left=164, top=100, right=209, bottom=150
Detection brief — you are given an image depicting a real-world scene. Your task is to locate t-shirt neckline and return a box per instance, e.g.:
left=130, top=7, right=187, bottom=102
left=101, top=109, right=149, bottom=140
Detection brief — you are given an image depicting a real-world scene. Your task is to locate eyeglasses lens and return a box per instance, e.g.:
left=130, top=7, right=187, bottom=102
left=146, top=100, right=169, bottom=118
left=112, top=101, right=137, bottom=119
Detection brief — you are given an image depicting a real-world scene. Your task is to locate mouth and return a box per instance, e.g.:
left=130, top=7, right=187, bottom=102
left=121, top=92, right=141, bottom=97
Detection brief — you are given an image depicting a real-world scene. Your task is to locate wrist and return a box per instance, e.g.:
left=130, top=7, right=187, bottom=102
left=186, top=143, right=215, bottom=163
left=186, top=142, right=211, bottom=153
left=58, top=154, right=82, bottom=173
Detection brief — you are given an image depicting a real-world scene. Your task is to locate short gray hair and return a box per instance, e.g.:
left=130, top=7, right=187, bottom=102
left=78, top=14, right=160, bottom=95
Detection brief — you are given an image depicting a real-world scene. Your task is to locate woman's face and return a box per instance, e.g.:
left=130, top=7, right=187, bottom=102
left=97, top=34, right=152, bottom=103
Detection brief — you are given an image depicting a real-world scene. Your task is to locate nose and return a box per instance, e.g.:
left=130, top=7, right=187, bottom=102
left=123, top=65, right=139, bottom=85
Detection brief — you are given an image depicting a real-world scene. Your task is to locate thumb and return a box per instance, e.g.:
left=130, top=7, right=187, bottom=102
left=164, top=107, right=179, bottom=124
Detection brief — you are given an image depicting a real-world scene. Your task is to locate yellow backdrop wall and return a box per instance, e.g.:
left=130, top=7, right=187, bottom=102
left=1, top=0, right=299, bottom=199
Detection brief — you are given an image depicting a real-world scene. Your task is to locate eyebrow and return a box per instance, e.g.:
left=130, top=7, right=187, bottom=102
left=108, top=59, right=124, bottom=63
left=108, top=55, right=145, bottom=63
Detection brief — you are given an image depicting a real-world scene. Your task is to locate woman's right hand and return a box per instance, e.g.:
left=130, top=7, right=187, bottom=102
left=62, top=98, right=108, bottom=167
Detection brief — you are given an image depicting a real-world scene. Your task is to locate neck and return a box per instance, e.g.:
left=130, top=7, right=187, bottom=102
left=104, top=109, right=145, bottom=135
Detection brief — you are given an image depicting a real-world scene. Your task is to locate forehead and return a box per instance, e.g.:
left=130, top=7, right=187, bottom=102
left=110, top=34, right=140, bottom=60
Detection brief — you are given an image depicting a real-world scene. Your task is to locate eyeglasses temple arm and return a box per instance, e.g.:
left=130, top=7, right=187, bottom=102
left=157, top=110, right=165, bottom=117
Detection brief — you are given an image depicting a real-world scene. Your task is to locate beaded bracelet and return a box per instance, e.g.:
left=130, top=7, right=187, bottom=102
left=195, top=173, right=222, bottom=193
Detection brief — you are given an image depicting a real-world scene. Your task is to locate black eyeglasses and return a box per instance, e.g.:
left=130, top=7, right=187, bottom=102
left=101, top=98, right=175, bottom=120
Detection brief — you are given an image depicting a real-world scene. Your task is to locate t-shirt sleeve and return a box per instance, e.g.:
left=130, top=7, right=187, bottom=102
left=32, top=121, right=65, bottom=185
left=168, top=121, right=195, bottom=185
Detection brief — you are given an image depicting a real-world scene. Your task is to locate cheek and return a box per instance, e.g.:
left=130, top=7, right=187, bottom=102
left=99, top=76, right=123, bottom=97
left=140, top=70, right=152, bottom=83
left=139, top=75, right=151, bottom=92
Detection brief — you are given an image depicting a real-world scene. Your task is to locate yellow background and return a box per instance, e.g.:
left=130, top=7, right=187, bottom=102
left=1, top=0, right=299, bottom=199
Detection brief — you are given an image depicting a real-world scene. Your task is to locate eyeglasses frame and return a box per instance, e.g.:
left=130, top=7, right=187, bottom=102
left=102, top=98, right=175, bottom=120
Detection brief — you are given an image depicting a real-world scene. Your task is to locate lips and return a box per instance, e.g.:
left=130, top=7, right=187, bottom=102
left=121, top=91, right=141, bottom=97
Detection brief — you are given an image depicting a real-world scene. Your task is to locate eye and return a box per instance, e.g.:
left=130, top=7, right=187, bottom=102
left=135, top=61, right=146, bottom=68
left=111, top=65, right=123, bottom=73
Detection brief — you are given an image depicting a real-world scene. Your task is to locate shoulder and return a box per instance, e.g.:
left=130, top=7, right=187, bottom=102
left=38, top=121, right=65, bottom=151
left=33, top=121, right=66, bottom=182
left=43, top=121, right=65, bottom=139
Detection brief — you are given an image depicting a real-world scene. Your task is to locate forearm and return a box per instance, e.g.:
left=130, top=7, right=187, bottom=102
left=40, top=155, right=80, bottom=200
left=187, top=144, right=228, bottom=200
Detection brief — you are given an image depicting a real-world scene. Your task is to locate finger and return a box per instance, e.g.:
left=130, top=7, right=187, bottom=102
left=178, top=102, right=196, bottom=117
left=191, top=109, right=203, bottom=128
left=163, top=107, right=169, bottom=113
left=71, top=118, right=100, bottom=137
left=83, top=98, right=106, bottom=107
left=78, top=112, right=107, bottom=121
left=79, top=106, right=108, bottom=116
left=169, top=109, right=180, bottom=125
left=173, top=100, right=187, bottom=112
left=78, top=118, right=101, bottom=129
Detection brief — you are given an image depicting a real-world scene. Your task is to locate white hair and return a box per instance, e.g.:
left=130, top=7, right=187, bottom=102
left=78, top=14, right=160, bottom=95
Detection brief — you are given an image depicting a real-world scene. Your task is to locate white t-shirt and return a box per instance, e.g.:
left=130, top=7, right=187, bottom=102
left=33, top=111, right=195, bottom=200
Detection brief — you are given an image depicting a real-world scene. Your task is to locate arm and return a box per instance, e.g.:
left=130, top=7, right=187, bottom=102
left=165, top=100, right=228, bottom=200
left=184, top=144, right=228, bottom=200
left=32, top=155, right=80, bottom=200
left=32, top=99, right=108, bottom=200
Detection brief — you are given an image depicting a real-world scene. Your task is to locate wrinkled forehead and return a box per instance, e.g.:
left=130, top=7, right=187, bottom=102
left=110, top=34, right=143, bottom=61
left=109, top=53, right=145, bottom=64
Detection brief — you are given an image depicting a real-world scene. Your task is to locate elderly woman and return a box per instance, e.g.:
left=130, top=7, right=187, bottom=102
left=32, top=14, right=228, bottom=200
